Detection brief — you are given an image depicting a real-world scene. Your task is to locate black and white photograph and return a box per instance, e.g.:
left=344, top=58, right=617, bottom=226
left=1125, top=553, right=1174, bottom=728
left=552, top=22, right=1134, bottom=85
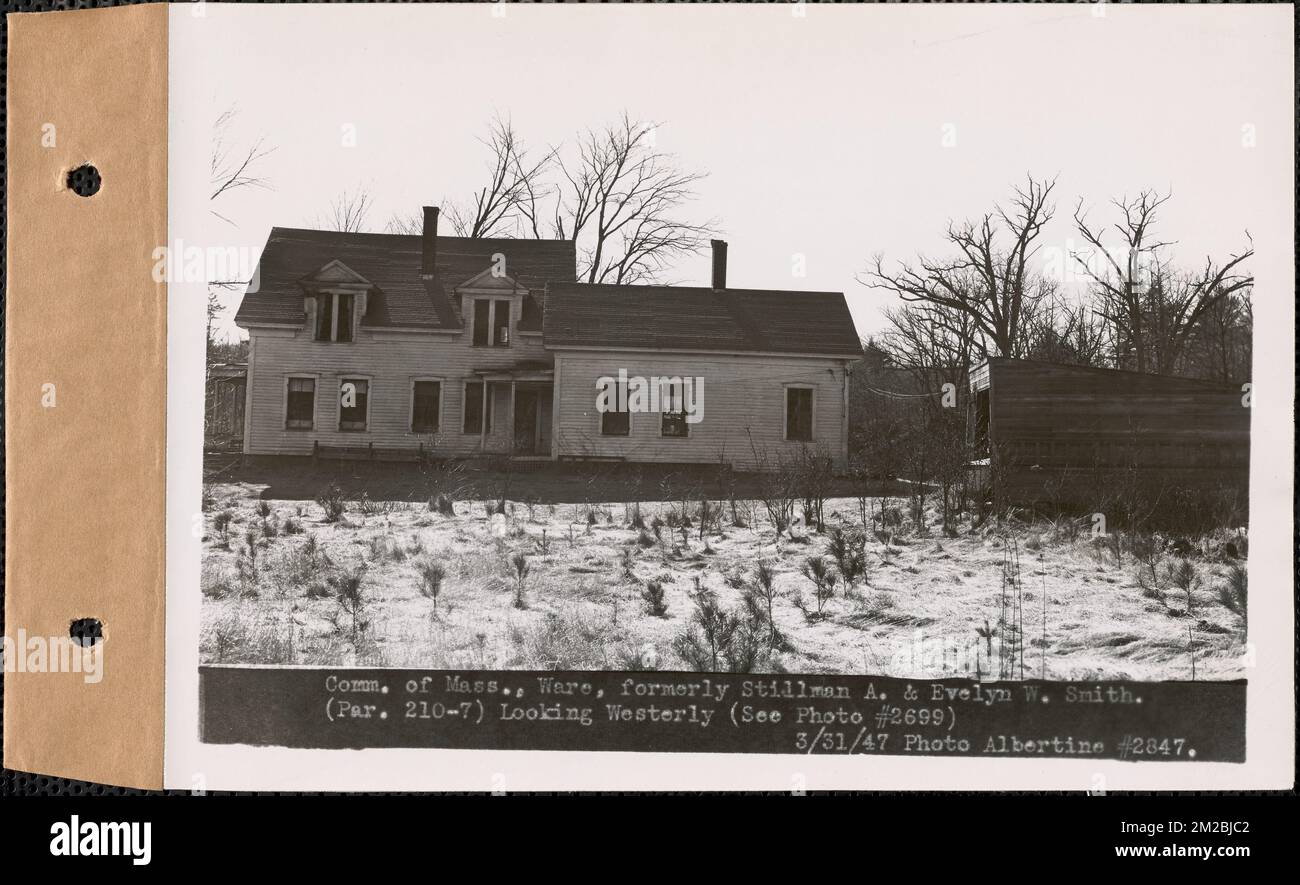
left=191, top=3, right=1280, bottom=696
left=167, top=3, right=1297, bottom=786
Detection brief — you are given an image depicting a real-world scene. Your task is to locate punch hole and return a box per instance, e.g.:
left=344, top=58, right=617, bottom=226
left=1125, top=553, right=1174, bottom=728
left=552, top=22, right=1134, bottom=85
left=69, top=618, right=103, bottom=647
left=66, top=164, right=101, bottom=198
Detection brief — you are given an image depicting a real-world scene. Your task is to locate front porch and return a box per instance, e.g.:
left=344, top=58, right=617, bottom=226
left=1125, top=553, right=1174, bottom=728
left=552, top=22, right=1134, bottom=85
left=473, top=365, right=554, bottom=458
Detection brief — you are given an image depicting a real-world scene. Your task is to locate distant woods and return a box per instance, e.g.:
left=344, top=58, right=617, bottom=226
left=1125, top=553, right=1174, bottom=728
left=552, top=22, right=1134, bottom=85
left=865, top=175, right=1253, bottom=386
left=347, top=114, right=718, bottom=286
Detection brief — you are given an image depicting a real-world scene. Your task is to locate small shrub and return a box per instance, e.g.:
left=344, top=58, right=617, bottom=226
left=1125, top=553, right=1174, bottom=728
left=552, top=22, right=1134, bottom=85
left=1218, top=563, right=1247, bottom=619
left=619, top=546, right=636, bottom=579
left=826, top=528, right=867, bottom=589
left=796, top=555, right=836, bottom=620
left=636, top=529, right=655, bottom=549
left=672, top=582, right=738, bottom=671
left=672, top=579, right=766, bottom=673
left=697, top=499, right=721, bottom=539
left=236, top=530, right=260, bottom=594
left=330, top=566, right=369, bottom=641
left=641, top=580, right=669, bottom=617
left=510, top=553, right=530, bottom=609
left=316, top=484, right=346, bottom=523
left=282, top=516, right=304, bottom=535
left=749, top=561, right=783, bottom=650
left=1164, top=558, right=1198, bottom=615
left=431, top=494, right=456, bottom=517
left=212, top=510, right=234, bottom=546
left=413, top=555, right=447, bottom=618
left=256, top=500, right=272, bottom=518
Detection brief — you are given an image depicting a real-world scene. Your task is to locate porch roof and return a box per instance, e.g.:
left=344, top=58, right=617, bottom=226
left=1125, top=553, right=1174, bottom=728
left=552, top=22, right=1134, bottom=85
left=470, top=360, right=554, bottom=382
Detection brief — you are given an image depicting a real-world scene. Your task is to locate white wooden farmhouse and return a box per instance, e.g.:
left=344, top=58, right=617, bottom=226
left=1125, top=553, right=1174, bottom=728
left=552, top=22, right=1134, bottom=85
left=235, top=207, right=862, bottom=470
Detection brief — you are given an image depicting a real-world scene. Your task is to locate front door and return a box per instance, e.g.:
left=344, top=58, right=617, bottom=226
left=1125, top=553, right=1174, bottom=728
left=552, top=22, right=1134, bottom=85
left=513, top=386, right=552, bottom=456
left=514, top=389, right=539, bottom=454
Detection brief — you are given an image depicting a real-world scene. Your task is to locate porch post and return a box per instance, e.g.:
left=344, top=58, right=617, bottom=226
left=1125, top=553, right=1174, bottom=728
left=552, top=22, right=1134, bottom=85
left=480, top=380, right=489, bottom=452
left=509, top=381, right=517, bottom=455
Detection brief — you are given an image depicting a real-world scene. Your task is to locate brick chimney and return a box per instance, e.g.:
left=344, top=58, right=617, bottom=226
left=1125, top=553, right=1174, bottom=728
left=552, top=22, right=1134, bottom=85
left=421, top=206, right=440, bottom=278
left=710, top=239, right=727, bottom=290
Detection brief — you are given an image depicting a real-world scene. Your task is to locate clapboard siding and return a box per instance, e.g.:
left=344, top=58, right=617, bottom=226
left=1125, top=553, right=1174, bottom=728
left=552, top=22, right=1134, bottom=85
left=551, top=351, right=850, bottom=470
left=245, top=322, right=548, bottom=457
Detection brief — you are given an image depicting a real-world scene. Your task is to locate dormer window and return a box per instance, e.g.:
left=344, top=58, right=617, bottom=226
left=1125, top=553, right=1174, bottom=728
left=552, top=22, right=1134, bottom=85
left=472, top=298, right=511, bottom=347
left=302, top=261, right=368, bottom=343
left=314, top=292, right=355, bottom=343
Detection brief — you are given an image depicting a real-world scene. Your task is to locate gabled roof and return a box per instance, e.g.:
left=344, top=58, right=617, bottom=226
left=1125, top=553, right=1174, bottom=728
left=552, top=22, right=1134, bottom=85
left=542, top=282, right=863, bottom=358
left=456, top=266, right=525, bottom=293
left=302, top=259, right=371, bottom=287
left=235, top=227, right=577, bottom=330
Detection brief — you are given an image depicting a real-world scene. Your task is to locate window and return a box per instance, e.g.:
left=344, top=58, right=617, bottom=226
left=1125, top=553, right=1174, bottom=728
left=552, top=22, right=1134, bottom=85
left=336, top=293, right=354, bottom=342
left=785, top=387, right=813, bottom=442
left=339, top=378, right=369, bottom=431
left=315, top=295, right=333, bottom=341
left=314, top=292, right=355, bottom=343
left=464, top=381, right=492, bottom=434
left=492, top=299, right=510, bottom=346
left=286, top=377, right=315, bottom=429
left=472, top=300, right=490, bottom=346
left=601, top=381, right=630, bottom=437
left=471, top=299, right=511, bottom=347
left=411, top=380, right=441, bottom=433
left=660, top=380, right=688, bottom=438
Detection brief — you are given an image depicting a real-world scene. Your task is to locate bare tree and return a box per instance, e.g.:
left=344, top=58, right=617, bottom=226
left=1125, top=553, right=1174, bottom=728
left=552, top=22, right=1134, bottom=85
left=1181, top=288, right=1252, bottom=381
left=382, top=211, right=422, bottom=235
left=554, top=114, right=716, bottom=284
left=383, top=114, right=715, bottom=284
left=445, top=117, right=554, bottom=239
left=1020, top=294, right=1112, bottom=368
left=210, top=107, right=274, bottom=226
left=1072, top=190, right=1253, bottom=374
left=321, top=187, right=374, bottom=233
left=207, top=107, right=275, bottom=356
left=865, top=175, right=1059, bottom=358
left=879, top=299, right=982, bottom=395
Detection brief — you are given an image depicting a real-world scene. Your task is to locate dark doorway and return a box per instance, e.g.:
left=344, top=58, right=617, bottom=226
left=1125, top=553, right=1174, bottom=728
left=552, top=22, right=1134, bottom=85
left=513, top=385, right=552, bottom=455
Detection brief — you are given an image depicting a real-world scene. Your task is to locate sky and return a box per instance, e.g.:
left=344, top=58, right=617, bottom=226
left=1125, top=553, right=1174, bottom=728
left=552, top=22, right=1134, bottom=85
left=190, top=3, right=1294, bottom=343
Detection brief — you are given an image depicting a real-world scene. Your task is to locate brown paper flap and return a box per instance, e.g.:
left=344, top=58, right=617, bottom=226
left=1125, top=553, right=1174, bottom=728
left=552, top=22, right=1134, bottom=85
left=4, top=4, right=167, bottom=789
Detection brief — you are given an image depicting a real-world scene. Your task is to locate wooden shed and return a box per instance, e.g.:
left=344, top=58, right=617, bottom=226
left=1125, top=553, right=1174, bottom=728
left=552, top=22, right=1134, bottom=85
left=205, top=363, right=247, bottom=452
left=968, top=358, right=1250, bottom=513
